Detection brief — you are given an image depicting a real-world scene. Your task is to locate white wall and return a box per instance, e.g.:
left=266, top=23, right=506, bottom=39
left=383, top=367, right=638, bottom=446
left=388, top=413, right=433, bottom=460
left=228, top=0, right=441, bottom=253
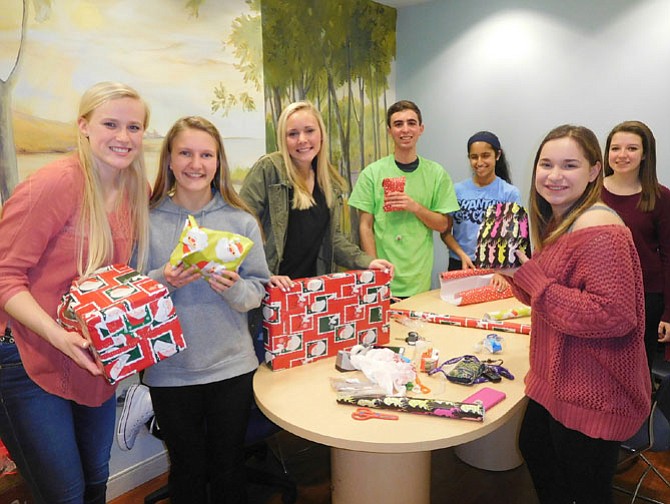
left=395, top=0, right=670, bottom=284
left=108, top=376, right=168, bottom=500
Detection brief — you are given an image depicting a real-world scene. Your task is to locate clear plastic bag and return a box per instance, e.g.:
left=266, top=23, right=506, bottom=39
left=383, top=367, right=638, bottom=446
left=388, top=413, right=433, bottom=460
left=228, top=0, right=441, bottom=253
left=330, top=376, right=387, bottom=398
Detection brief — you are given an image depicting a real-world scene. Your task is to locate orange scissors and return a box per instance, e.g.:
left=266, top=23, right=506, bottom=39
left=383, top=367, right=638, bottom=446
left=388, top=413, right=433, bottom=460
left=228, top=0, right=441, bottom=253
left=414, top=374, right=431, bottom=394
left=351, top=407, right=399, bottom=421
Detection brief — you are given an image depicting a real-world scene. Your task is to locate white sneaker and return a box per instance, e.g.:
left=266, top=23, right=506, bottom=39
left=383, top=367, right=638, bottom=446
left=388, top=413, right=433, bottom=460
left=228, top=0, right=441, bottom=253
left=116, top=384, right=154, bottom=451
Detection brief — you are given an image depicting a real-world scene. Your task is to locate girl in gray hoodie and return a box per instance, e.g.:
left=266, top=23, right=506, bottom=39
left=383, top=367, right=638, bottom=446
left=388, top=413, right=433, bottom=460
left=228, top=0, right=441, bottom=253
left=141, top=116, right=270, bottom=504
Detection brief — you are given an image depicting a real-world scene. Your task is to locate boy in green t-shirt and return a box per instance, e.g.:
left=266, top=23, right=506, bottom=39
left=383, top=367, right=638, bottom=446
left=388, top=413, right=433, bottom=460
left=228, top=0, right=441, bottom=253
left=349, top=100, right=459, bottom=298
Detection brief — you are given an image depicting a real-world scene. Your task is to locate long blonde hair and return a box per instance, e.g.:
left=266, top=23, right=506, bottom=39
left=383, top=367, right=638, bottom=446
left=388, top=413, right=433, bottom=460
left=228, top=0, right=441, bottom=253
left=276, top=101, right=346, bottom=210
left=529, top=125, right=603, bottom=251
left=76, top=82, right=150, bottom=277
left=150, top=116, right=256, bottom=218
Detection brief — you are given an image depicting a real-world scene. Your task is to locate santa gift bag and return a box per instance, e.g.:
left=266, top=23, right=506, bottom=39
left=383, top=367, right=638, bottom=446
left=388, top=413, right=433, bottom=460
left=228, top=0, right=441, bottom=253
left=169, top=215, right=253, bottom=277
left=58, top=264, right=186, bottom=384
left=474, top=202, right=531, bottom=269
left=262, top=269, right=392, bottom=370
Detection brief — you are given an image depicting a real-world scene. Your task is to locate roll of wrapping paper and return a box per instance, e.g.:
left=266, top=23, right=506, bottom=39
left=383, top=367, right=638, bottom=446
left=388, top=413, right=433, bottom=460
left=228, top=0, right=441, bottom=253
left=483, top=306, right=531, bottom=321
left=389, top=309, right=531, bottom=335
left=337, top=394, right=484, bottom=421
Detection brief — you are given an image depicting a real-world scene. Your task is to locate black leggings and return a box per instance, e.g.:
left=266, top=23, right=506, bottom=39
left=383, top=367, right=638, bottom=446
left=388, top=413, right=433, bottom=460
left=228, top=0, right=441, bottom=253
left=644, top=292, right=664, bottom=374
left=519, top=399, right=620, bottom=504
left=150, top=372, right=254, bottom=504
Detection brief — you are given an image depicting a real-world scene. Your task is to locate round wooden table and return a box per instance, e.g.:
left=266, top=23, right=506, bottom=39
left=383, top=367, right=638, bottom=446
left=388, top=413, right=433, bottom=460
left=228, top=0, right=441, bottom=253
left=254, top=291, right=531, bottom=504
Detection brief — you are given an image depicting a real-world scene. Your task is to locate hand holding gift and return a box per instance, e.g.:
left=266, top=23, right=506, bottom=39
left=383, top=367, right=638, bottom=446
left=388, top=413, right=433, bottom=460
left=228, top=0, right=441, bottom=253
left=169, top=215, right=253, bottom=278
left=382, top=176, right=406, bottom=212
left=57, top=264, right=186, bottom=384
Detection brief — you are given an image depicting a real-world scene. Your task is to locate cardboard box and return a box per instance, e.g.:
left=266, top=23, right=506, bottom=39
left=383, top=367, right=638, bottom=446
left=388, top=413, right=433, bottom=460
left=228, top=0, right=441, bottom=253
left=262, top=270, right=391, bottom=370
left=57, top=264, right=186, bottom=384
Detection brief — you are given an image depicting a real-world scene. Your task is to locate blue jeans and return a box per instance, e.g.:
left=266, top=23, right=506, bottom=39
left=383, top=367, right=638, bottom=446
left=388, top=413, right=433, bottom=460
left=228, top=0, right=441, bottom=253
left=0, top=343, right=115, bottom=504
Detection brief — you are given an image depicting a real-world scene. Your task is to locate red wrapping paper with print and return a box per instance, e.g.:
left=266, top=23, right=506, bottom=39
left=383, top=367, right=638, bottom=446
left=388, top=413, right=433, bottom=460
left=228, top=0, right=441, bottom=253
left=382, top=177, right=406, bottom=212
left=57, top=264, right=186, bottom=384
left=262, top=270, right=391, bottom=370
left=390, top=308, right=531, bottom=335
left=439, top=269, right=513, bottom=306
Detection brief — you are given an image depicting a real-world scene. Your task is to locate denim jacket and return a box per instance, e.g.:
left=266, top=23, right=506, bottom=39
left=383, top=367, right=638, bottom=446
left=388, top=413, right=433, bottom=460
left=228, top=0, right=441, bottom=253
left=240, top=152, right=373, bottom=276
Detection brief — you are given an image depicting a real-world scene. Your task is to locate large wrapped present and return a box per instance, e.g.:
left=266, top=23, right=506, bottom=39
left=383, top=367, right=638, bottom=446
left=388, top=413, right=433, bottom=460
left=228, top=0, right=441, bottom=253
left=262, top=270, right=392, bottom=370
left=169, top=215, right=253, bottom=278
left=57, top=264, right=186, bottom=384
left=439, top=269, right=512, bottom=306
left=474, top=202, right=531, bottom=268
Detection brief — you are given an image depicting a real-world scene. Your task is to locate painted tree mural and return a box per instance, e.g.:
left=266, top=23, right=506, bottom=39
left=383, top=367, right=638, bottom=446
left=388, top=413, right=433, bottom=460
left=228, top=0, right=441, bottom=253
left=214, top=0, right=396, bottom=187
left=259, top=0, right=396, bottom=188
left=0, top=0, right=46, bottom=204
left=1, top=0, right=396, bottom=206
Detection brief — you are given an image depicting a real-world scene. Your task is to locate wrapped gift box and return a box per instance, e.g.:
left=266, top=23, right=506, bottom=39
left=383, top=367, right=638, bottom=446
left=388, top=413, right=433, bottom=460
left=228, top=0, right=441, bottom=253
left=262, top=270, right=392, bottom=370
left=57, top=264, right=186, bottom=384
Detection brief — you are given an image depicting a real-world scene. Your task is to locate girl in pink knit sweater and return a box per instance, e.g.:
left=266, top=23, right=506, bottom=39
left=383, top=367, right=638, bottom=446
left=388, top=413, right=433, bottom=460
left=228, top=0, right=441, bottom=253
left=502, top=125, right=651, bottom=504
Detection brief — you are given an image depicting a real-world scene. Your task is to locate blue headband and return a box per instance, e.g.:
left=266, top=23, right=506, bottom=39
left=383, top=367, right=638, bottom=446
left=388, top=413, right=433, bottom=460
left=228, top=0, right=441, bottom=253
left=467, top=131, right=501, bottom=152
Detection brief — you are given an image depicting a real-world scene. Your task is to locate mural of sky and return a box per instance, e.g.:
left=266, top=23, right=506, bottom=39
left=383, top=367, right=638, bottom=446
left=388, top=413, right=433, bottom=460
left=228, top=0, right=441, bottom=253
left=1, top=0, right=264, bottom=181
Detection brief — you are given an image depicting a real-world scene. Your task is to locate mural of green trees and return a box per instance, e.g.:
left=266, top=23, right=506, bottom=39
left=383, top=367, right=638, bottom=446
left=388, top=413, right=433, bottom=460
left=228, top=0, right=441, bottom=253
left=1, top=0, right=396, bottom=205
left=260, top=0, right=396, bottom=187
left=0, top=0, right=32, bottom=203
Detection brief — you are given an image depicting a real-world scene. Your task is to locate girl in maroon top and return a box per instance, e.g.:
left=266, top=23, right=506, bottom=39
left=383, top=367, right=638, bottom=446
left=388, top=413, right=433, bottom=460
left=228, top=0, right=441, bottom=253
left=601, top=120, right=670, bottom=372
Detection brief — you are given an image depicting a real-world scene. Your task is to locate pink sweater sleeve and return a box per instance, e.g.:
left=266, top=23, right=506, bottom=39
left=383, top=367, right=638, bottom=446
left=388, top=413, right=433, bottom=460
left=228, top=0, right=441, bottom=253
left=513, top=226, right=642, bottom=339
left=0, top=159, right=82, bottom=308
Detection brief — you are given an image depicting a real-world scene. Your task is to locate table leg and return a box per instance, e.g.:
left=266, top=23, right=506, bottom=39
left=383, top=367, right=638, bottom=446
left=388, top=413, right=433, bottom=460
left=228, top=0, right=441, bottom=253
left=454, top=399, right=527, bottom=471
left=331, top=448, right=431, bottom=504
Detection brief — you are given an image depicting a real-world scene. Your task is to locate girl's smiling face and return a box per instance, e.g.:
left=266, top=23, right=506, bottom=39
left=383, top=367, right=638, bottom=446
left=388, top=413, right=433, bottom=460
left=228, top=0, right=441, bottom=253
left=535, top=136, right=601, bottom=218
left=170, top=128, right=218, bottom=198
left=285, top=109, right=322, bottom=170
left=608, top=131, right=644, bottom=178
left=77, top=97, right=146, bottom=181
left=468, top=141, right=499, bottom=186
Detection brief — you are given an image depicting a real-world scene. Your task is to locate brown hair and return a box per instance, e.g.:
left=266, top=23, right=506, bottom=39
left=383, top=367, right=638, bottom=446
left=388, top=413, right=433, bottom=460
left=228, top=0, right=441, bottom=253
left=604, top=120, right=659, bottom=212
left=150, top=116, right=254, bottom=218
left=386, top=100, right=423, bottom=127
left=529, top=124, right=603, bottom=251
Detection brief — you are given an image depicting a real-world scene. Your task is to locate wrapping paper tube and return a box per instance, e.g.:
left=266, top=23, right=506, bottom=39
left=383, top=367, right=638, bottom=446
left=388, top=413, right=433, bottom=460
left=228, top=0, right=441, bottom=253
left=483, top=306, right=531, bottom=321
left=389, top=309, right=531, bottom=335
left=337, top=395, right=484, bottom=421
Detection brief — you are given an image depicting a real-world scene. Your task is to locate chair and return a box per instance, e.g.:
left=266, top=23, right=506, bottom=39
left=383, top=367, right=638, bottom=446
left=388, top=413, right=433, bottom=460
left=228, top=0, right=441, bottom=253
left=614, top=372, right=670, bottom=504
left=144, top=335, right=297, bottom=504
